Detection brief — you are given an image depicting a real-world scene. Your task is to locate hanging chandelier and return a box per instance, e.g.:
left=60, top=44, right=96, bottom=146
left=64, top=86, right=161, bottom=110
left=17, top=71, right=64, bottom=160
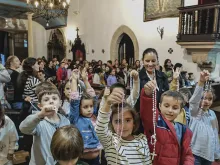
left=26, top=0, right=71, bottom=26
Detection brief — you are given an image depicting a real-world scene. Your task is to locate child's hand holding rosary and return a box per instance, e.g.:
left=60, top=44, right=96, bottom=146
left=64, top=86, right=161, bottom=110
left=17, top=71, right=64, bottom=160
left=38, top=105, right=57, bottom=119
left=106, top=89, right=125, bottom=106
left=130, top=70, right=139, bottom=81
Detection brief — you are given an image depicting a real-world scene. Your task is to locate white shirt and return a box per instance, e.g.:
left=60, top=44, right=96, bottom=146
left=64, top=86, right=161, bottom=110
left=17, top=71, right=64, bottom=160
left=0, top=116, right=18, bottom=165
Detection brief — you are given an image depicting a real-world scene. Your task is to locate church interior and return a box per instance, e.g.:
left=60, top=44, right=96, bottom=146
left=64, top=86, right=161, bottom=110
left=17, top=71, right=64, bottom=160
left=0, top=0, right=220, bottom=165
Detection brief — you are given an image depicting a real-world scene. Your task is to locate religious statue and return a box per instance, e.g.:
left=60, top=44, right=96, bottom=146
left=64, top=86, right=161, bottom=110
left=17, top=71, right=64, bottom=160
left=144, top=0, right=184, bottom=21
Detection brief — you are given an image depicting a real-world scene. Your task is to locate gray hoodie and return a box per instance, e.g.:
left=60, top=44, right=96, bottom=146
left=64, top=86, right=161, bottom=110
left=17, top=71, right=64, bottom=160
left=0, top=64, right=11, bottom=100
left=19, top=113, right=70, bottom=165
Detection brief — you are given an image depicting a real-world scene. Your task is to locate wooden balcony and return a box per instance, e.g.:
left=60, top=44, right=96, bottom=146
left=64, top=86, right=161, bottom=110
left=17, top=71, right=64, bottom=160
left=176, top=3, right=220, bottom=70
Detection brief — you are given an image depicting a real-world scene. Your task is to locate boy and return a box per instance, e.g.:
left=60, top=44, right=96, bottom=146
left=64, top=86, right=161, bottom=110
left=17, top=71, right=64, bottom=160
left=51, top=125, right=88, bottom=165
left=140, top=80, right=194, bottom=165
left=19, top=87, right=70, bottom=165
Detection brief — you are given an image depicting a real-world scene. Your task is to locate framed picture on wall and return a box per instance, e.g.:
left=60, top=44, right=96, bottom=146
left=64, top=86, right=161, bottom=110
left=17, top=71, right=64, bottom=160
left=143, top=0, right=184, bottom=22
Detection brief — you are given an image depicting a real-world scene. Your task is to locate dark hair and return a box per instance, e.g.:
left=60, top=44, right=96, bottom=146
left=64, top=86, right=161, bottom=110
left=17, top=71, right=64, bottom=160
left=50, top=125, right=84, bottom=161
left=160, top=90, right=185, bottom=108
left=164, top=59, right=173, bottom=71
left=174, top=63, right=183, bottom=71
left=110, top=83, right=126, bottom=94
left=142, top=48, right=158, bottom=60
left=107, top=60, right=112, bottom=65
left=37, top=87, right=61, bottom=103
left=188, top=73, right=194, bottom=80
left=17, top=57, right=38, bottom=90
left=110, top=102, right=140, bottom=134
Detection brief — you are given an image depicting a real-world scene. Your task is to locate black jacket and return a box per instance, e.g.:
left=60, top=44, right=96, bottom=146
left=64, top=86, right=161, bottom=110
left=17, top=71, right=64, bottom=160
left=139, top=67, right=169, bottom=103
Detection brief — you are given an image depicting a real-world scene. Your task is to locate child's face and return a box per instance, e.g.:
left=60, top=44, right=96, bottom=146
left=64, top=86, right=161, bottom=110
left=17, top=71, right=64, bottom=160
left=112, top=110, right=134, bottom=140
left=200, top=91, right=213, bottom=111
left=142, top=53, right=158, bottom=73
left=116, top=68, right=120, bottom=73
left=159, top=96, right=182, bottom=122
left=80, top=99, right=94, bottom=118
left=58, top=157, right=78, bottom=165
left=64, top=82, right=71, bottom=100
left=105, top=67, right=109, bottom=72
left=111, top=69, right=116, bottom=75
left=185, top=73, right=189, bottom=79
left=40, top=94, right=61, bottom=112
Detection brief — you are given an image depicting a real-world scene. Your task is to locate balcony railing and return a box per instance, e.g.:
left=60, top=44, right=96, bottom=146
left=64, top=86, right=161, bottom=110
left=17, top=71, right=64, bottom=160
left=177, top=3, right=220, bottom=42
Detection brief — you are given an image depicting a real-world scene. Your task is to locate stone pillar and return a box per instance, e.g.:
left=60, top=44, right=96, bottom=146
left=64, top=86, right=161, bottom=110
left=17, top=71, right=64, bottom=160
left=8, top=33, right=14, bottom=55
left=27, top=13, right=34, bottom=57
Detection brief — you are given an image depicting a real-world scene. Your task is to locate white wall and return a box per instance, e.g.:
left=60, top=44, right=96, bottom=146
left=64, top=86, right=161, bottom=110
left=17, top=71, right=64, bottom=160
left=23, top=20, right=48, bottom=58
left=64, top=0, right=201, bottom=79
left=185, top=0, right=198, bottom=6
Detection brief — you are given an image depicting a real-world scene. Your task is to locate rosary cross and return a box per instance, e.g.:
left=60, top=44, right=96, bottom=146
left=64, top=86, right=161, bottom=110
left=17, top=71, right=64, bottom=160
left=151, top=152, right=157, bottom=160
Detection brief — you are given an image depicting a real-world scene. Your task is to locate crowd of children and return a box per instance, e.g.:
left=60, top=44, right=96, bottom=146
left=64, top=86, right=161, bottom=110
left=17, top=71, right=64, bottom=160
left=0, top=48, right=220, bottom=165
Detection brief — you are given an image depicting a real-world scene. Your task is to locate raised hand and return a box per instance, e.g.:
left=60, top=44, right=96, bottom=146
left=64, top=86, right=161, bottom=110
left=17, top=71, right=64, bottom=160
left=130, top=70, right=139, bottom=81
left=173, top=67, right=180, bottom=80
left=104, top=87, right=110, bottom=99
left=37, top=105, right=57, bottom=119
left=144, top=80, right=157, bottom=96
left=106, top=88, right=124, bottom=105
left=81, top=67, right=88, bottom=81
left=71, top=69, right=79, bottom=80
left=200, top=70, right=210, bottom=83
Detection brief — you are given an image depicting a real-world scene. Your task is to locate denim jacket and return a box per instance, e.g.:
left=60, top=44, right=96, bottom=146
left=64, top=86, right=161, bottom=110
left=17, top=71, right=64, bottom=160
left=69, top=98, right=100, bottom=149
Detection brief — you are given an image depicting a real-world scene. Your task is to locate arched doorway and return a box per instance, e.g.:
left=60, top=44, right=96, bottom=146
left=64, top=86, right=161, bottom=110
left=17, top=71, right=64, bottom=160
left=110, top=25, right=139, bottom=65
left=118, top=33, right=134, bottom=65
left=47, top=29, right=66, bottom=61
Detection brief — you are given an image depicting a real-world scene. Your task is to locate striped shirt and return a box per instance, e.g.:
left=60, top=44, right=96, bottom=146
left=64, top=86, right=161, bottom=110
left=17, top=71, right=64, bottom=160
left=23, top=76, right=41, bottom=103
left=96, top=111, right=152, bottom=165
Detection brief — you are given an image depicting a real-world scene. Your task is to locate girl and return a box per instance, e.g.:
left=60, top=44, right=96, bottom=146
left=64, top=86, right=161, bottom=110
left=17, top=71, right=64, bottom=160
left=107, top=68, right=117, bottom=87
left=134, top=60, right=141, bottom=72
left=139, top=48, right=169, bottom=103
left=189, top=70, right=220, bottom=165
left=0, top=99, right=19, bottom=165
left=96, top=88, right=152, bottom=165
left=69, top=69, right=101, bottom=165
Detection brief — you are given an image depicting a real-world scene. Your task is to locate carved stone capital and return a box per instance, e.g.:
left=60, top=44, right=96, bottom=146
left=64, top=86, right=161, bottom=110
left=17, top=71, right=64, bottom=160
left=177, top=41, right=220, bottom=71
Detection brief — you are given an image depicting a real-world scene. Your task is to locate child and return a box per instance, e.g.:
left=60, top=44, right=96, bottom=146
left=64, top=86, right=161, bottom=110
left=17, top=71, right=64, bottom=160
left=0, top=100, right=18, bottom=165
left=99, top=69, right=140, bottom=109
left=140, top=81, right=194, bottom=165
left=188, top=73, right=195, bottom=86
left=95, top=88, right=152, bottom=165
left=19, top=87, right=70, bottom=165
left=107, top=68, right=117, bottom=87
left=189, top=70, right=220, bottom=164
left=50, top=125, right=88, bottom=165
left=170, top=68, right=192, bottom=125
left=69, top=69, right=101, bottom=165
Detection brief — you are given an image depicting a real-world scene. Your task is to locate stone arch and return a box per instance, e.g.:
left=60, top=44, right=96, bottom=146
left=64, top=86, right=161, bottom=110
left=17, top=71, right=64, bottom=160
left=110, top=25, right=139, bottom=62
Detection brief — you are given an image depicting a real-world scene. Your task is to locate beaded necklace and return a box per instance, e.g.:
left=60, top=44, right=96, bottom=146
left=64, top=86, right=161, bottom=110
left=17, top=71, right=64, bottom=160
left=130, top=75, right=134, bottom=107
left=146, top=70, right=157, bottom=160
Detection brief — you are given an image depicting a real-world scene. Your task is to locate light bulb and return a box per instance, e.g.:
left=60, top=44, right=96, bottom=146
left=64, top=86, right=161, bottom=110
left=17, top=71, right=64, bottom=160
left=66, top=0, right=70, bottom=4
left=63, top=2, right=66, bottom=8
left=34, top=1, right=39, bottom=7
left=49, top=2, right=53, bottom=8
left=46, top=22, right=49, bottom=27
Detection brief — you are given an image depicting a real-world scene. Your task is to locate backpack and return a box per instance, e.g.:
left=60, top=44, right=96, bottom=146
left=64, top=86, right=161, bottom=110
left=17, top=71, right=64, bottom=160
left=4, top=69, right=14, bottom=101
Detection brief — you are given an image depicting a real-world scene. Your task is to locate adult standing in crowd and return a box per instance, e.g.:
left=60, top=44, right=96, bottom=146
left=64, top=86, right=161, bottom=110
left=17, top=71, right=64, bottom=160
left=5, top=55, right=23, bottom=110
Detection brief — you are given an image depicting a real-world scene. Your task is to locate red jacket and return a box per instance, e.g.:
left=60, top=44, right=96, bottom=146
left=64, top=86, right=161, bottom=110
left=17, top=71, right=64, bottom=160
left=56, top=67, right=67, bottom=82
left=140, top=89, right=194, bottom=165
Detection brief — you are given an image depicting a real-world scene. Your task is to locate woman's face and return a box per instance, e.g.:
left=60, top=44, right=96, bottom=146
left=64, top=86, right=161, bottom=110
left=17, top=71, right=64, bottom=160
left=142, top=53, right=158, bottom=73
left=136, top=60, right=140, bottom=66
left=167, top=60, right=172, bottom=67
left=39, top=62, right=44, bottom=70
left=32, top=62, right=40, bottom=71
left=11, top=57, right=21, bottom=69
left=122, top=59, right=127, bottom=64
